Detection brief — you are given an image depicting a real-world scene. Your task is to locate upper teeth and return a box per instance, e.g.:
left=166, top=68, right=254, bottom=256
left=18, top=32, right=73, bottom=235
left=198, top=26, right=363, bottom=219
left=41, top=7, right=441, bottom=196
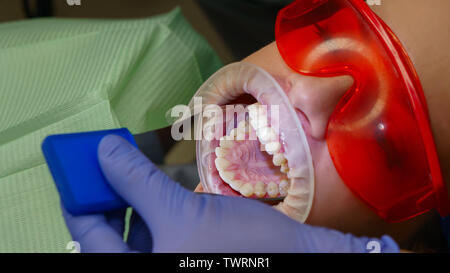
left=213, top=103, right=307, bottom=198
left=215, top=147, right=227, bottom=158
left=215, top=157, right=230, bottom=170
left=265, top=141, right=281, bottom=155
left=220, top=137, right=233, bottom=148
left=248, top=103, right=267, bottom=122
left=248, top=103, right=308, bottom=181
left=280, top=163, right=289, bottom=173
left=256, top=127, right=277, bottom=144
left=272, top=153, right=286, bottom=166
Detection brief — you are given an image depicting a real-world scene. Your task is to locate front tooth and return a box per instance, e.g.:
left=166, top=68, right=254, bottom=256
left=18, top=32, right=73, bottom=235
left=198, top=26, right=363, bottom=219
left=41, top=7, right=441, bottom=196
left=248, top=107, right=259, bottom=122
left=280, top=163, right=289, bottom=173
left=215, top=158, right=230, bottom=170
left=254, top=182, right=266, bottom=198
left=228, top=180, right=243, bottom=191
left=239, top=183, right=254, bottom=197
left=247, top=103, right=260, bottom=115
left=236, top=121, right=248, bottom=140
left=215, top=147, right=227, bottom=158
left=272, top=153, right=286, bottom=166
left=220, top=137, right=233, bottom=148
left=257, top=127, right=276, bottom=144
left=248, top=103, right=266, bottom=117
left=237, top=120, right=245, bottom=129
left=225, top=134, right=235, bottom=141
left=220, top=171, right=235, bottom=183
left=249, top=114, right=268, bottom=130
left=229, top=129, right=237, bottom=139
left=249, top=118, right=257, bottom=131
left=267, top=182, right=279, bottom=198
left=265, top=141, right=281, bottom=155
left=279, top=179, right=290, bottom=196
left=235, top=131, right=245, bottom=141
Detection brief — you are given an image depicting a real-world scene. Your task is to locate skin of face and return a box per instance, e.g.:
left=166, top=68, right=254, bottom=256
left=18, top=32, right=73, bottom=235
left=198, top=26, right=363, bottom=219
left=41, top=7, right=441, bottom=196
left=196, top=0, right=450, bottom=248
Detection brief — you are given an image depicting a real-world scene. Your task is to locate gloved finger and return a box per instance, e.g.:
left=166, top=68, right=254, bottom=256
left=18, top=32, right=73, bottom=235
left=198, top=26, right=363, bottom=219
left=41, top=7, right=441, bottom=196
left=97, top=135, right=194, bottom=224
left=104, top=209, right=128, bottom=235
left=126, top=210, right=153, bottom=252
left=59, top=201, right=127, bottom=238
left=61, top=205, right=131, bottom=253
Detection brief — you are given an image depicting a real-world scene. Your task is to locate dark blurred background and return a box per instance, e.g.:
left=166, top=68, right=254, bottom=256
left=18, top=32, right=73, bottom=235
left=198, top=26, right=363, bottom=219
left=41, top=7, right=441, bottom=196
left=0, top=0, right=290, bottom=188
left=0, top=0, right=291, bottom=62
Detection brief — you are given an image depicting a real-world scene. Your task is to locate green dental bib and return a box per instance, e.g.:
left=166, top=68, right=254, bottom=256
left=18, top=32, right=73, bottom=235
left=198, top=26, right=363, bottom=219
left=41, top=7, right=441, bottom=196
left=0, top=8, right=222, bottom=252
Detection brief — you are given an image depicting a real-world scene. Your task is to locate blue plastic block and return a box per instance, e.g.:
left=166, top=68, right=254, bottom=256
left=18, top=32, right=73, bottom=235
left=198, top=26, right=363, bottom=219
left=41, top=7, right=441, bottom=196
left=41, top=128, right=136, bottom=215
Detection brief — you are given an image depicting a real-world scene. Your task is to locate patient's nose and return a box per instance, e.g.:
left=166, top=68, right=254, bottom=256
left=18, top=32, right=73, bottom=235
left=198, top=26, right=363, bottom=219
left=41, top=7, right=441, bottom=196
left=287, top=74, right=354, bottom=140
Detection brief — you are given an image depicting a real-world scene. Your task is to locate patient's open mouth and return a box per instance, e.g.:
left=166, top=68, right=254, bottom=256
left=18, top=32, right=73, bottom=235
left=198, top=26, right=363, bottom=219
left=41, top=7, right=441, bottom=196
left=191, top=62, right=315, bottom=222
left=210, top=103, right=306, bottom=198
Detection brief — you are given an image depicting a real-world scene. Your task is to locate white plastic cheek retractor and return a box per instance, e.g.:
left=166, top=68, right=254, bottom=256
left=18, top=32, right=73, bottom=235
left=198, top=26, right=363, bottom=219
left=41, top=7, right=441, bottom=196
left=190, top=62, right=315, bottom=223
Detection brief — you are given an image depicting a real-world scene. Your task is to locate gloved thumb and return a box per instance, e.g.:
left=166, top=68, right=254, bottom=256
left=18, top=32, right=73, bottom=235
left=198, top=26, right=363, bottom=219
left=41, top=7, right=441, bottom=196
left=97, top=134, right=191, bottom=225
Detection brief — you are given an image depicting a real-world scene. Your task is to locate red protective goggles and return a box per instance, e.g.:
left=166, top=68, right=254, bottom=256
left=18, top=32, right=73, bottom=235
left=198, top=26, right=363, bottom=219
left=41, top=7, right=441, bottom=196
left=275, top=0, right=450, bottom=222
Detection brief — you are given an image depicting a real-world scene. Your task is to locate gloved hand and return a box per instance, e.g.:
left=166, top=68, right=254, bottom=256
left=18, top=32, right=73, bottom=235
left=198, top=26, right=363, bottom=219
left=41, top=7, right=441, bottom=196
left=61, top=134, right=400, bottom=253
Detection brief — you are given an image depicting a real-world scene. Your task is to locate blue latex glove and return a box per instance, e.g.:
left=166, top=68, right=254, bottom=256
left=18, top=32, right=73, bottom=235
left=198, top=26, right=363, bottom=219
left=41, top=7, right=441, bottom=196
left=61, top=135, right=400, bottom=253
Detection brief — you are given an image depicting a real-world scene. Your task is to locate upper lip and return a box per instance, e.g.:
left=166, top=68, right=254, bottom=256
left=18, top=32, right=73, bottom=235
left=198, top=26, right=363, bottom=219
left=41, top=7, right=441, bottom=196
left=294, top=108, right=312, bottom=140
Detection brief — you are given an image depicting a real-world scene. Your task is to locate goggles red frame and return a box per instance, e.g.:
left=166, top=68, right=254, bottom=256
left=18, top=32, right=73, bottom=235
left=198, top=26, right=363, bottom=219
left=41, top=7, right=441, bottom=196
left=275, top=0, right=450, bottom=222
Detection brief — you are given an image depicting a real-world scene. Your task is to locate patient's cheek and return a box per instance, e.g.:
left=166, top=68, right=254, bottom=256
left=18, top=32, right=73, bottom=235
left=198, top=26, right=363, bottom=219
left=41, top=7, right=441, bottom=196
left=303, top=140, right=382, bottom=234
left=273, top=78, right=365, bottom=228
